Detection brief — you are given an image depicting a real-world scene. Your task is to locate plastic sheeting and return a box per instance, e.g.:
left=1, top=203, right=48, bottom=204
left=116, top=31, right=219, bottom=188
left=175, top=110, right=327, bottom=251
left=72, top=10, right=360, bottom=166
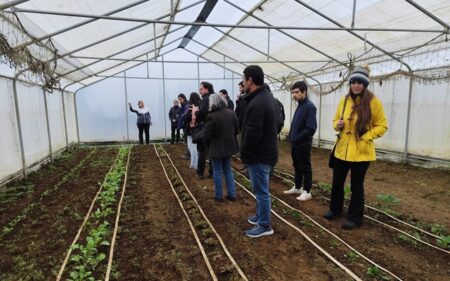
left=0, top=77, right=77, bottom=183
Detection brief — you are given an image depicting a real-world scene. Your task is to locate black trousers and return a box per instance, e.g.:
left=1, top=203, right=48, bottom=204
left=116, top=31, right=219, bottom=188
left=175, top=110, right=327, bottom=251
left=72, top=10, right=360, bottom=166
left=330, top=158, right=370, bottom=224
left=137, top=123, right=150, bottom=144
left=171, top=126, right=180, bottom=144
left=291, top=142, right=313, bottom=192
left=196, top=141, right=212, bottom=176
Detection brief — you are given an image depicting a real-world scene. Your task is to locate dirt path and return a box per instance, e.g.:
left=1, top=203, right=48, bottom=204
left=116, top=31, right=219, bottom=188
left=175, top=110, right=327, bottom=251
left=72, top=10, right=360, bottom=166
left=112, top=145, right=212, bottom=280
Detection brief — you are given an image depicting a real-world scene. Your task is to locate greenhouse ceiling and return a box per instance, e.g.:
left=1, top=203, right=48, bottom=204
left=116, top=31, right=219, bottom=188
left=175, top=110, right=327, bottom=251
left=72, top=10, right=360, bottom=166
left=0, top=0, right=449, bottom=91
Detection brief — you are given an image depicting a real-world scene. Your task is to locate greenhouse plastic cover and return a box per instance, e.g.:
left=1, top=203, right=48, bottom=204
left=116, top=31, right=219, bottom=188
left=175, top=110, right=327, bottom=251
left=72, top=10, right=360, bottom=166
left=0, top=0, right=448, bottom=90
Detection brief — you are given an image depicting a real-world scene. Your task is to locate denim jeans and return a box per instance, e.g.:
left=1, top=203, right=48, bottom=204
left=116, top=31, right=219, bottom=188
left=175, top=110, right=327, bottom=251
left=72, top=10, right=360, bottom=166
left=187, top=136, right=198, bottom=169
left=211, top=157, right=236, bottom=199
left=247, top=163, right=272, bottom=227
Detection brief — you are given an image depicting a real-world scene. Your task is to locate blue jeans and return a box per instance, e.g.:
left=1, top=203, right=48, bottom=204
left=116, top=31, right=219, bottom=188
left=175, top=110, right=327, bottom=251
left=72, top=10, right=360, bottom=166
left=247, top=164, right=272, bottom=227
left=211, top=157, right=236, bottom=199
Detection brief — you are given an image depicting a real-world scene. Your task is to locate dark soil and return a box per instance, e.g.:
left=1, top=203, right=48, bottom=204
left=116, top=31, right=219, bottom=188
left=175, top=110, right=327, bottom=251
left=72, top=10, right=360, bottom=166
left=0, top=147, right=118, bottom=280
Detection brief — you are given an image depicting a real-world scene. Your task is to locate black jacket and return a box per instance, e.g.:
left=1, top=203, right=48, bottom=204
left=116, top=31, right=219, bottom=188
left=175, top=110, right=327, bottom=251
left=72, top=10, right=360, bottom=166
left=240, top=86, right=278, bottom=165
left=288, top=97, right=317, bottom=146
left=203, top=108, right=239, bottom=158
left=196, top=92, right=213, bottom=124
left=235, top=92, right=250, bottom=131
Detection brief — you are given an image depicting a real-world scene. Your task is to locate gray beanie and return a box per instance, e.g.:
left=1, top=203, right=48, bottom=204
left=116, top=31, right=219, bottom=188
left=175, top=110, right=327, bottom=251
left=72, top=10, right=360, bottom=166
left=349, top=66, right=370, bottom=87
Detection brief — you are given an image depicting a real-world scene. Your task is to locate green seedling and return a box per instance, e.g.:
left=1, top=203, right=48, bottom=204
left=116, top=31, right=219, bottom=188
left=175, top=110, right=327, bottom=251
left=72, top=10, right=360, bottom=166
left=344, top=184, right=351, bottom=199
left=431, top=224, right=447, bottom=236
left=317, top=182, right=332, bottom=193
left=437, top=235, right=450, bottom=249
left=376, top=193, right=400, bottom=215
left=329, top=239, right=338, bottom=248
left=397, top=234, right=418, bottom=247
left=345, top=251, right=358, bottom=262
left=290, top=209, right=301, bottom=219
left=367, top=265, right=390, bottom=280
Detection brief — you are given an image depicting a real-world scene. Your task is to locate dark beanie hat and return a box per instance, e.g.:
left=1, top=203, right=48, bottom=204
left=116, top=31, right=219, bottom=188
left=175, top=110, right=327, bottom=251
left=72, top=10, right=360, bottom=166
left=349, top=65, right=370, bottom=87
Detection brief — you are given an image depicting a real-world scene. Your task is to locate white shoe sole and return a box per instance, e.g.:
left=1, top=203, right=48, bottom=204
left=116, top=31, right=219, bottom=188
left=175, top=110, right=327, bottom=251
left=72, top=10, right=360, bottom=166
left=245, top=229, right=274, bottom=238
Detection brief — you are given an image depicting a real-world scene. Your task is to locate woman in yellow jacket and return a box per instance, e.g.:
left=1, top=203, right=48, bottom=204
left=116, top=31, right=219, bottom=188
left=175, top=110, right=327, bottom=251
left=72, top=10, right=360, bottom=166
left=324, top=65, right=388, bottom=230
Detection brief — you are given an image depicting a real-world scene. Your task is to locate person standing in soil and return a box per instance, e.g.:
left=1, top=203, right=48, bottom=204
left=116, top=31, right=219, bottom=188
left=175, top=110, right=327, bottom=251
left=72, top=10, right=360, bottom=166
left=169, top=99, right=181, bottom=144
left=184, top=92, right=202, bottom=170
left=195, top=81, right=215, bottom=180
left=178, top=93, right=190, bottom=157
left=202, top=94, right=239, bottom=202
left=284, top=81, right=317, bottom=201
left=129, top=100, right=152, bottom=144
left=240, top=65, right=278, bottom=238
left=324, top=65, right=387, bottom=230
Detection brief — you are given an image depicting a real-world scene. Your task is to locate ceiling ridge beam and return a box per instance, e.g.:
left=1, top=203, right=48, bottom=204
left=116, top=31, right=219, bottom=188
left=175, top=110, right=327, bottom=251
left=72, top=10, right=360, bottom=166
left=178, top=0, right=218, bottom=48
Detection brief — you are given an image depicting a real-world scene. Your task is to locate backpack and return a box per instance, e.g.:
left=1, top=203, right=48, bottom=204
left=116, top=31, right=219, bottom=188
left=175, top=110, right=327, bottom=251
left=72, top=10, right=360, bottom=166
left=274, top=98, right=285, bottom=134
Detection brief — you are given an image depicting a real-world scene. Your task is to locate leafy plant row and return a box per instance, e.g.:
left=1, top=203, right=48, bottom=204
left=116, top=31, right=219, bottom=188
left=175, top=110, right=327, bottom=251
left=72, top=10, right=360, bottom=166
left=67, top=146, right=130, bottom=281
left=1, top=148, right=97, bottom=238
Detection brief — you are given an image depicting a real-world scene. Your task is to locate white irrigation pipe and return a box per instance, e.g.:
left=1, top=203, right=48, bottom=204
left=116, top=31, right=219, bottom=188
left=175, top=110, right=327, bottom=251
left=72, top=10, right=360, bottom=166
left=158, top=145, right=249, bottom=281
left=105, top=146, right=132, bottom=281
left=153, top=145, right=218, bottom=281
left=272, top=167, right=442, bottom=240
left=273, top=171, right=449, bottom=255
left=232, top=176, right=363, bottom=281
left=56, top=148, right=122, bottom=281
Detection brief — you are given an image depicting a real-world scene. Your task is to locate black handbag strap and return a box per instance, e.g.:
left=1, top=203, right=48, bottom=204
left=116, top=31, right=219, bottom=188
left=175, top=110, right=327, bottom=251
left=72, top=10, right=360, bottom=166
left=336, top=95, right=349, bottom=140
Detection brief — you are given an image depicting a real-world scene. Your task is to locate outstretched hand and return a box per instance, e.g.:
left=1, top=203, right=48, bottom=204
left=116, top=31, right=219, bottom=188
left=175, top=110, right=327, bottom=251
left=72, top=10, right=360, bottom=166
left=128, top=102, right=131, bottom=106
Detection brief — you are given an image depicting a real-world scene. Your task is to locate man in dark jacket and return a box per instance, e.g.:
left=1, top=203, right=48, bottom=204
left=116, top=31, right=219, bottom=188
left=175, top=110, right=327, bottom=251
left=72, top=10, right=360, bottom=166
left=168, top=99, right=181, bottom=144
left=284, top=81, right=317, bottom=201
left=195, top=81, right=214, bottom=179
left=219, top=89, right=234, bottom=110
left=241, top=65, right=278, bottom=238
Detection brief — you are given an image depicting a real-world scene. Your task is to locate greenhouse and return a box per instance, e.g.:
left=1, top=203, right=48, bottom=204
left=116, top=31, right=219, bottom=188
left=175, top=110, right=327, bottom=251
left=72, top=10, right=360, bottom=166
left=0, top=0, right=449, bottom=280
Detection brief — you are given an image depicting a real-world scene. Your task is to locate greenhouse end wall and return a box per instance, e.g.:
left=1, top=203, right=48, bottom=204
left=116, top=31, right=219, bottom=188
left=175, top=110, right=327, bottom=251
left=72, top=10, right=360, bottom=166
left=0, top=77, right=77, bottom=184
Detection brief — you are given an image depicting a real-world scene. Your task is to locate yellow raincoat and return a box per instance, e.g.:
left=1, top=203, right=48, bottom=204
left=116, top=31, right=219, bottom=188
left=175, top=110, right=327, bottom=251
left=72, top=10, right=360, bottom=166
left=333, top=95, right=387, bottom=162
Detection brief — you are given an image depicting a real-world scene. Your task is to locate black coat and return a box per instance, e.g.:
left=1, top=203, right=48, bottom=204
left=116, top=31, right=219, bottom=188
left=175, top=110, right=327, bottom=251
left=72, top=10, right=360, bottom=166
left=203, top=108, right=239, bottom=158
left=240, top=86, right=278, bottom=165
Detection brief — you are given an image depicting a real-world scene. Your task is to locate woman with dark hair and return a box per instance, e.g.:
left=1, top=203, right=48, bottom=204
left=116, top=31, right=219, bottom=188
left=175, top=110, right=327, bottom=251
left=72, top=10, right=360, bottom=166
left=219, top=89, right=234, bottom=110
left=324, top=65, right=388, bottom=230
left=203, top=94, right=239, bottom=202
left=178, top=93, right=190, bottom=157
left=184, top=92, right=202, bottom=170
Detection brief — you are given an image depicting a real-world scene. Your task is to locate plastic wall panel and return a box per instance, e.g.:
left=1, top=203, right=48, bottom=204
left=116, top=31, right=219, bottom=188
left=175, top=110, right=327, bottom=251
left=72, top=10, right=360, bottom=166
left=45, top=91, right=66, bottom=151
left=371, top=77, right=409, bottom=151
left=77, top=78, right=127, bottom=142
left=407, top=81, right=450, bottom=159
left=0, top=78, right=22, bottom=180
left=64, top=93, right=78, bottom=144
left=16, top=82, right=50, bottom=166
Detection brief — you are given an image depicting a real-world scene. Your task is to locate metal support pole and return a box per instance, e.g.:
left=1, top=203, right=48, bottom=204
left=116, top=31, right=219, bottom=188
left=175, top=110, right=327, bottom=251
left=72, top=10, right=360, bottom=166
left=404, top=76, right=414, bottom=163
left=197, top=56, right=200, bottom=87
left=267, top=28, right=270, bottom=61
left=124, top=71, right=129, bottom=141
left=223, top=55, right=226, bottom=79
left=74, top=92, right=80, bottom=143
left=0, top=0, right=28, bottom=10
left=162, top=55, right=167, bottom=141
left=12, top=77, right=27, bottom=177
left=146, top=53, right=150, bottom=78
left=61, top=90, right=69, bottom=148
left=351, top=0, right=357, bottom=28
left=43, top=89, right=53, bottom=160
left=317, top=84, right=323, bottom=148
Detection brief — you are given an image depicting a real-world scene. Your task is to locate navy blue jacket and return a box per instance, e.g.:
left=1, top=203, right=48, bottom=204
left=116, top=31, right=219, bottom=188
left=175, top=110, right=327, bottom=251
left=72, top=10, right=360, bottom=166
left=288, top=97, right=317, bottom=146
left=240, top=86, right=278, bottom=165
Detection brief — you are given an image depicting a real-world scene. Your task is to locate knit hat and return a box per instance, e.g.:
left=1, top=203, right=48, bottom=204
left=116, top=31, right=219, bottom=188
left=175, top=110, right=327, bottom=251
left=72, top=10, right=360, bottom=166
left=349, top=65, right=370, bottom=87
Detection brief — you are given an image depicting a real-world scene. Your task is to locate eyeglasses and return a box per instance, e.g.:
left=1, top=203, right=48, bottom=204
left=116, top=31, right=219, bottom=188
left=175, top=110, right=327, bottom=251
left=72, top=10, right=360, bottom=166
left=350, top=80, right=363, bottom=85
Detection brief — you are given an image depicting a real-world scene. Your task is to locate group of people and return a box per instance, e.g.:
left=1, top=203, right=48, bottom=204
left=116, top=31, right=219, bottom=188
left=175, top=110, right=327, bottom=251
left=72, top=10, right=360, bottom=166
left=129, top=64, right=387, bottom=237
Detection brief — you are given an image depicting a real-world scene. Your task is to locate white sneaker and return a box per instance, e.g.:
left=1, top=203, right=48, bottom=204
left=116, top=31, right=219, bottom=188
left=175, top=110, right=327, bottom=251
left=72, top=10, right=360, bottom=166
left=296, top=190, right=312, bottom=201
left=284, top=186, right=303, bottom=194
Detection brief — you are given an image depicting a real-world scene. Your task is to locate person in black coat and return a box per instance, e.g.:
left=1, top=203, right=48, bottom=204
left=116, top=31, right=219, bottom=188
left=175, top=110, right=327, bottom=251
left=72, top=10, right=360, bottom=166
left=168, top=99, right=182, bottom=144
left=283, top=81, right=317, bottom=201
left=195, top=81, right=214, bottom=179
left=203, top=94, right=239, bottom=202
left=240, top=65, right=278, bottom=238
left=219, top=89, right=234, bottom=111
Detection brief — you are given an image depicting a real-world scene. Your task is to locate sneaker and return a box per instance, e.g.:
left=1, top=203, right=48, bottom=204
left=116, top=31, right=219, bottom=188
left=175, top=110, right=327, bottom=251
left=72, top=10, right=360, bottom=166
left=245, top=225, right=274, bottom=238
left=247, top=215, right=258, bottom=225
left=284, top=186, right=303, bottom=195
left=341, top=220, right=361, bottom=230
left=296, top=190, right=312, bottom=201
